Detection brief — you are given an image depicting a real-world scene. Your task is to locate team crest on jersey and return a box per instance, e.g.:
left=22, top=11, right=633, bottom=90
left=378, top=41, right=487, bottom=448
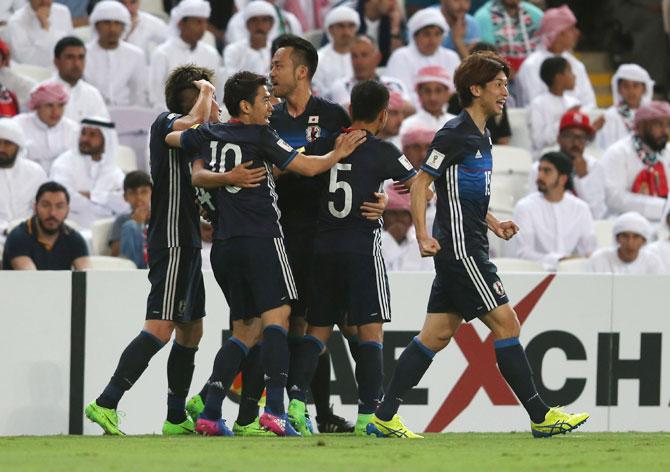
left=398, top=154, right=413, bottom=171
left=276, top=138, right=294, bottom=152
left=306, top=125, right=321, bottom=142
left=426, top=149, right=445, bottom=169
left=492, top=281, right=505, bottom=297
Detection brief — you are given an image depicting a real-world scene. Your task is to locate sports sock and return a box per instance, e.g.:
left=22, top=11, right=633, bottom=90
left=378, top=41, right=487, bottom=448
left=356, top=341, right=383, bottom=414
left=311, top=349, right=332, bottom=418
left=376, top=337, right=434, bottom=421
left=346, top=335, right=360, bottom=363
left=262, top=324, right=289, bottom=415
left=202, top=337, right=248, bottom=421
left=494, top=337, right=549, bottom=423
left=198, top=384, right=208, bottom=401
left=97, top=331, right=165, bottom=409
left=236, top=343, right=264, bottom=426
left=166, top=341, right=198, bottom=424
left=287, top=335, right=324, bottom=403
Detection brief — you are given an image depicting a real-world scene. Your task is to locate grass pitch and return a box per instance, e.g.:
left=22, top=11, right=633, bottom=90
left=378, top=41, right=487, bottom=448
left=1, top=433, right=668, bottom=472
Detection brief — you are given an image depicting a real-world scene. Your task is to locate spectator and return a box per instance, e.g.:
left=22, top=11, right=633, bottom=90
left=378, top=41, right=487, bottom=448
left=225, top=0, right=302, bottom=45
left=150, top=0, right=220, bottom=108
left=527, top=56, right=579, bottom=158
left=378, top=91, right=405, bottom=147
left=49, top=116, right=127, bottom=229
left=282, top=0, right=329, bottom=32
left=120, top=0, right=169, bottom=60
left=312, top=6, right=360, bottom=94
left=109, top=170, right=151, bottom=268
left=515, top=5, right=596, bottom=108
left=223, top=1, right=275, bottom=81
left=11, top=82, right=79, bottom=173
left=474, top=0, right=543, bottom=72
left=512, top=151, right=596, bottom=271
left=85, top=1, right=148, bottom=107
left=55, top=1, right=88, bottom=27
left=0, top=39, right=36, bottom=115
left=400, top=65, right=455, bottom=133
left=354, top=0, right=406, bottom=66
left=1, top=181, right=89, bottom=270
left=586, top=211, right=664, bottom=274
left=47, top=36, right=110, bottom=122
left=5, top=0, right=73, bottom=68
left=602, top=101, right=670, bottom=222
left=596, top=64, right=655, bottom=151
left=0, top=118, right=47, bottom=246
left=385, top=8, right=460, bottom=106
left=0, top=1, right=26, bottom=26
left=648, top=209, right=670, bottom=272
left=438, top=0, right=481, bottom=58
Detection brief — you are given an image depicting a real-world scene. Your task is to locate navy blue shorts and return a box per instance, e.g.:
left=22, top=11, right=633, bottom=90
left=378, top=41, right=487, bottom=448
left=427, top=255, right=508, bottom=321
left=308, top=251, right=391, bottom=327
left=282, top=228, right=315, bottom=319
left=210, top=237, right=298, bottom=321
left=146, top=247, right=206, bottom=323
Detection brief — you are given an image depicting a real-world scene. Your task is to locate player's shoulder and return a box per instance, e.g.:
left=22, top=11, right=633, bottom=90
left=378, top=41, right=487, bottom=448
left=151, top=111, right=179, bottom=129
left=433, top=114, right=468, bottom=143
left=366, top=135, right=402, bottom=156
left=311, top=96, right=348, bottom=117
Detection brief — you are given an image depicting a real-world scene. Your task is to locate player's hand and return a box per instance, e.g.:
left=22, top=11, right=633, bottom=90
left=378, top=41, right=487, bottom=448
left=223, top=162, right=267, bottom=188
left=361, top=192, right=387, bottom=220
left=192, top=79, right=215, bottom=94
left=392, top=181, right=409, bottom=195
left=334, top=130, right=366, bottom=159
left=418, top=236, right=441, bottom=257
left=492, top=220, right=519, bottom=241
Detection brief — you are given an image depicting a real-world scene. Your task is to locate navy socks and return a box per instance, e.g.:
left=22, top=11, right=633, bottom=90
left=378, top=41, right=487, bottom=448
left=236, top=344, right=264, bottom=426
left=202, top=337, right=248, bottom=421
left=356, top=341, right=383, bottom=415
left=166, top=341, right=198, bottom=424
left=262, top=325, right=290, bottom=415
left=286, top=335, right=324, bottom=403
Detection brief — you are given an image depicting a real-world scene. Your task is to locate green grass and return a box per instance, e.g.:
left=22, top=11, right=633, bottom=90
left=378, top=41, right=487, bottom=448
left=1, top=433, right=668, bottom=472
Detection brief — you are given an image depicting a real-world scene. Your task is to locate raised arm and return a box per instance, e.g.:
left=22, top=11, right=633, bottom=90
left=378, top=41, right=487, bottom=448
left=171, top=79, right=217, bottom=133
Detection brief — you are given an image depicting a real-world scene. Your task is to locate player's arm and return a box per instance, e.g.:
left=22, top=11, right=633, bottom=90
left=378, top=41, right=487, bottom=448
left=170, top=80, right=217, bottom=133
left=285, top=130, right=366, bottom=177
left=191, top=158, right=267, bottom=189
left=486, top=211, right=519, bottom=241
left=9, top=256, right=37, bottom=270
left=411, top=170, right=441, bottom=257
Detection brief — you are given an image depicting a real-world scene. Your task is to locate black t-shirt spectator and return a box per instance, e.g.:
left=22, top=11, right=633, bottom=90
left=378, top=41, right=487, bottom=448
left=2, top=217, right=89, bottom=270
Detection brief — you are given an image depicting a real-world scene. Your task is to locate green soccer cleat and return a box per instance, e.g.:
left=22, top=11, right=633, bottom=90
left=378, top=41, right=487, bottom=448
left=186, top=394, right=205, bottom=423
left=354, top=413, right=373, bottom=436
left=85, top=400, right=125, bottom=436
left=233, top=417, right=276, bottom=436
left=288, top=399, right=313, bottom=437
left=162, top=418, right=195, bottom=435
left=531, top=407, right=589, bottom=438
left=366, top=414, right=423, bottom=439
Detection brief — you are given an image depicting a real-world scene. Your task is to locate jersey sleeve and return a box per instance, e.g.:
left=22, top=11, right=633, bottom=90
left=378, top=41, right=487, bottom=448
left=180, top=124, right=211, bottom=163
left=420, top=128, right=465, bottom=178
left=69, top=230, right=90, bottom=259
left=378, top=142, right=417, bottom=182
left=260, top=127, right=299, bottom=170
left=3, top=226, right=32, bottom=260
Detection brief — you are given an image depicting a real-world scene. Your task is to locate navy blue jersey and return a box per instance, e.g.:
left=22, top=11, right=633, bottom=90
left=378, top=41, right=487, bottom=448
left=421, top=111, right=493, bottom=260
left=181, top=122, right=298, bottom=240
left=147, top=112, right=201, bottom=250
left=269, top=96, right=351, bottom=232
left=306, top=131, right=417, bottom=254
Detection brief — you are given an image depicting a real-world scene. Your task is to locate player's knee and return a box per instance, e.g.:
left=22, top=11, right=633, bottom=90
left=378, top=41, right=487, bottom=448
left=175, top=320, right=203, bottom=347
left=357, top=323, right=383, bottom=344
left=143, top=320, right=175, bottom=344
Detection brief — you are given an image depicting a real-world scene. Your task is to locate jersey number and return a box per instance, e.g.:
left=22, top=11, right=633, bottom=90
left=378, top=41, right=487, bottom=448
left=210, top=141, right=243, bottom=194
left=328, top=163, right=352, bottom=218
left=485, top=170, right=492, bottom=196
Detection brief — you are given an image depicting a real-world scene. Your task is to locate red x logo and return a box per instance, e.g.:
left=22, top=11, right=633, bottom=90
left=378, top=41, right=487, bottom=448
left=425, top=274, right=555, bottom=432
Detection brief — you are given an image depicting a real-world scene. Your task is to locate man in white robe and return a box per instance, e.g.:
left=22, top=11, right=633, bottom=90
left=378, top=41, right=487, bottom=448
left=0, top=0, right=25, bottom=26
left=120, top=0, right=168, bottom=61
left=225, top=0, right=302, bottom=45
left=400, top=65, right=456, bottom=134
left=648, top=209, right=670, bottom=273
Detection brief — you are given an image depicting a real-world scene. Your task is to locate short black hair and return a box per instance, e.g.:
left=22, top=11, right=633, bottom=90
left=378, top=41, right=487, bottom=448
left=224, top=71, right=268, bottom=118
left=54, top=36, right=85, bottom=59
left=123, top=171, right=152, bottom=192
left=350, top=80, right=389, bottom=122
left=36, top=181, right=70, bottom=204
left=164, top=64, right=215, bottom=115
left=271, top=34, right=318, bottom=79
left=540, top=56, right=569, bottom=88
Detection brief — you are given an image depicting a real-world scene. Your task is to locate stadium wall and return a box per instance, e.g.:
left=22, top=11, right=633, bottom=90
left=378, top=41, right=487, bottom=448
left=1, top=271, right=669, bottom=436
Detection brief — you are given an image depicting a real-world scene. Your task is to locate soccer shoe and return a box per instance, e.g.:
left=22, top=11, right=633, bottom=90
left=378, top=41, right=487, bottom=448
left=316, top=406, right=354, bottom=433
left=260, top=411, right=301, bottom=437
left=195, top=417, right=234, bottom=436
left=85, top=400, right=125, bottom=436
left=531, top=407, right=589, bottom=438
left=288, top=399, right=313, bottom=436
left=365, top=414, right=423, bottom=439
left=233, top=417, right=275, bottom=437
left=354, top=413, right=373, bottom=436
left=162, top=418, right=195, bottom=435
left=186, top=394, right=205, bottom=423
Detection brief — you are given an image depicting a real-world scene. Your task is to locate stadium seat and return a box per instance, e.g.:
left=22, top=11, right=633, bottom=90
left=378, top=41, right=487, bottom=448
left=86, top=255, right=137, bottom=270
left=304, top=29, right=324, bottom=49
left=507, top=107, right=531, bottom=152
left=491, top=257, right=545, bottom=273
left=140, top=0, right=169, bottom=20
left=109, top=106, right=159, bottom=171
left=116, top=145, right=138, bottom=173
left=492, top=145, right=533, bottom=174
left=10, top=63, right=52, bottom=83
left=489, top=177, right=516, bottom=213
left=91, top=218, right=115, bottom=256
left=594, top=219, right=614, bottom=248
left=492, top=145, right=532, bottom=206
left=556, top=257, right=589, bottom=273
left=73, top=25, right=91, bottom=42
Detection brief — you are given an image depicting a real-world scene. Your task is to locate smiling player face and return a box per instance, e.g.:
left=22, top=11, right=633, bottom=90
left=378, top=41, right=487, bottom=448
left=478, top=70, right=508, bottom=118
left=247, top=85, right=273, bottom=125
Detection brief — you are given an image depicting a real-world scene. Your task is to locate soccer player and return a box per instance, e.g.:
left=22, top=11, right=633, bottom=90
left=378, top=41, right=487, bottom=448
left=366, top=51, right=590, bottom=439
left=285, top=80, right=418, bottom=436
left=167, top=71, right=366, bottom=437
left=84, top=65, right=264, bottom=436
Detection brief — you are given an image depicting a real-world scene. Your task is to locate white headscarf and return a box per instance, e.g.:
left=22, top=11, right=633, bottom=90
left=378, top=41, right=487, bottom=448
left=407, top=8, right=448, bottom=43
left=243, top=0, right=277, bottom=23
left=80, top=117, right=119, bottom=166
left=613, top=211, right=652, bottom=242
left=611, top=64, right=655, bottom=107
left=0, top=117, right=28, bottom=164
left=324, top=6, right=360, bottom=30
left=90, top=0, right=130, bottom=29
left=168, top=0, right=212, bottom=37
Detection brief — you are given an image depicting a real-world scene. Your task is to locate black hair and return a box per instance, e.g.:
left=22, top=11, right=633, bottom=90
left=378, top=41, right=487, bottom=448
left=540, top=151, right=574, bottom=190
left=164, top=64, right=215, bottom=115
left=123, top=170, right=152, bottom=192
left=539, top=56, right=570, bottom=88
left=271, top=34, right=319, bottom=79
left=350, top=80, right=389, bottom=123
left=54, top=36, right=86, bottom=59
left=224, top=71, right=268, bottom=118
left=36, top=181, right=70, bottom=204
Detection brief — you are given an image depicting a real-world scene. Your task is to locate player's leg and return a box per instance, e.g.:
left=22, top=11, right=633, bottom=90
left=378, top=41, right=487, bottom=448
left=354, top=322, right=384, bottom=434
left=233, top=343, right=275, bottom=436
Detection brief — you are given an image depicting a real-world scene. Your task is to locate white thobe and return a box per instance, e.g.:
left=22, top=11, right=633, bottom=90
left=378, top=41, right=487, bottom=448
left=125, top=11, right=169, bottom=61
left=601, top=136, right=670, bottom=221
left=0, top=155, right=47, bottom=244
left=400, top=108, right=456, bottom=134
left=49, top=150, right=128, bottom=229
left=586, top=246, right=664, bottom=274
left=512, top=192, right=596, bottom=270
left=647, top=239, right=670, bottom=273
left=385, top=44, right=461, bottom=106
left=85, top=40, right=148, bottom=107
left=381, top=230, right=434, bottom=272
left=0, top=66, right=36, bottom=111
left=595, top=106, right=633, bottom=151
left=223, top=39, right=270, bottom=79
left=11, top=112, right=79, bottom=173
left=47, top=74, right=110, bottom=122
left=225, top=8, right=302, bottom=44
left=515, top=47, right=596, bottom=108
left=150, top=37, right=221, bottom=108
left=313, top=44, right=353, bottom=95
left=527, top=92, right=580, bottom=158
left=5, top=4, right=73, bottom=68
left=327, top=74, right=410, bottom=107
left=0, top=0, right=25, bottom=23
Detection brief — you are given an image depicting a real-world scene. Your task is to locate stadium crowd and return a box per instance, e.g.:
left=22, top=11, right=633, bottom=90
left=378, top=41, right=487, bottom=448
left=1, top=0, right=670, bottom=274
